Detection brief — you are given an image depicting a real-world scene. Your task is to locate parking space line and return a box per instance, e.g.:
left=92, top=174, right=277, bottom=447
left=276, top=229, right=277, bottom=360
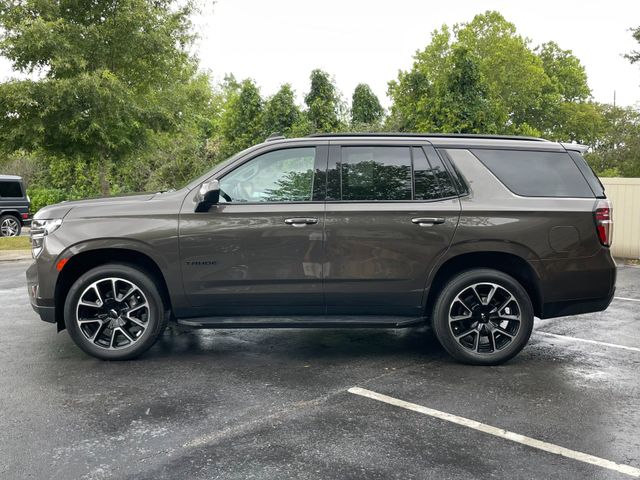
left=537, top=331, right=640, bottom=353
left=348, top=387, right=640, bottom=478
left=614, top=296, right=640, bottom=303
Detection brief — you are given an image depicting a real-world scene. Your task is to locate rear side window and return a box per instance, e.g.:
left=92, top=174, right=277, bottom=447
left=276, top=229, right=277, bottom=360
left=413, top=147, right=458, bottom=199
left=567, top=151, right=605, bottom=198
left=471, top=149, right=594, bottom=198
left=341, top=146, right=412, bottom=201
left=0, top=181, right=23, bottom=198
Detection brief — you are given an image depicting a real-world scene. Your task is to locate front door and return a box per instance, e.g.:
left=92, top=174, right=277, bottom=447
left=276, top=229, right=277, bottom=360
left=323, top=141, right=461, bottom=315
left=179, top=143, right=328, bottom=316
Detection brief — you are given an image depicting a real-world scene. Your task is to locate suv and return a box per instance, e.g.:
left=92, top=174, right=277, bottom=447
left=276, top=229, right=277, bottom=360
left=26, top=134, right=616, bottom=364
left=0, top=175, right=31, bottom=237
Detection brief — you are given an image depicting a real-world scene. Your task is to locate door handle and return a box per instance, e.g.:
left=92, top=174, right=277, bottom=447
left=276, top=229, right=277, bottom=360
left=412, top=217, right=445, bottom=227
left=284, top=217, right=318, bottom=227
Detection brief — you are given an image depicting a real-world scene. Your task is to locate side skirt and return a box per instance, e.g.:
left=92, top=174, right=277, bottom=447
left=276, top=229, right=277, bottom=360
left=176, top=315, right=427, bottom=329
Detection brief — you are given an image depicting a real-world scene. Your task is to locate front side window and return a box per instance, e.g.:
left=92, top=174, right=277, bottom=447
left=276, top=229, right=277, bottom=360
left=340, top=146, right=412, bottom=201
left=0, top=181, right=23, bottom=198
left=219, top=148, right=316, bottom=203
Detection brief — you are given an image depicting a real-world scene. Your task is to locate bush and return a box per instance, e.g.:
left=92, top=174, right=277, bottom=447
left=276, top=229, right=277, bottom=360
left=27, top=187, right=69, bottom=213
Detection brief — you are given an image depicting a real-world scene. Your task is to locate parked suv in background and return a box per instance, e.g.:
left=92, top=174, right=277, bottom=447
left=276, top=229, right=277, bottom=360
left=26, top=134, right=616, bottom=364
left=0, top=175, right=31, bottom=237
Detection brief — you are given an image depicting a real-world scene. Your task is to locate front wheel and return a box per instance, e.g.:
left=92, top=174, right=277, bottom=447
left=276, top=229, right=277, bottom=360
left=64, top=264, right=167, bottom=360
left=431, top=269, right=534, bottom=365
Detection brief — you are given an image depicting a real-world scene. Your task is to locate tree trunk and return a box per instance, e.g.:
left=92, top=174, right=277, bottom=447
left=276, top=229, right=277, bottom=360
left=98, top=157, right=111, bottom=196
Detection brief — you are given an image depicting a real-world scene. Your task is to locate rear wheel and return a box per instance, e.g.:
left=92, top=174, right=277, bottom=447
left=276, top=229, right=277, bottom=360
left=64, top=264, right=167, bottom=360
left=0, top=215, right=21, bottom=237
left=431, top=269, right=534, bottom=365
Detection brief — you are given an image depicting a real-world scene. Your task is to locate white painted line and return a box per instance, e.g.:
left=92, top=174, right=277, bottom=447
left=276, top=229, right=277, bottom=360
left=615, top=296, right=640, bottom=303
left=537, top=331, right=640, bottom=353
left=348, top=387, right=640, bottom=478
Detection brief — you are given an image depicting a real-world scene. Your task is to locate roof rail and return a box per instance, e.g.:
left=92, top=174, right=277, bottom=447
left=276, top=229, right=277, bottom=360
left=560, top=142, right=589, bottom=154
left=307, top=132, right=549, bottom=142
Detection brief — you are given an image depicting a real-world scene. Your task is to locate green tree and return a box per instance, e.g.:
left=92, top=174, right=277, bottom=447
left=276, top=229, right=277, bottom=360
left=434, top=46, right=494, bottom=133
left=218, top=79, right=264, bottom=158
left=388, top=11, right=591, bottom=137
left=0, top=0, right=203, bottom=194
left=625, top=26, right=640, bottom=64
left=263, top=84, right=300, bottom=136
left=351, top=83, right=384, bottom=126
left=585, top=105, right=640, bottom=177
left=304, top=69, right=342, bottom=132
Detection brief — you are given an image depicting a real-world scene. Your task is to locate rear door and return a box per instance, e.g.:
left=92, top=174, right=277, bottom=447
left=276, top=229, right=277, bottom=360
left=323, top=139, right=461, bottom=315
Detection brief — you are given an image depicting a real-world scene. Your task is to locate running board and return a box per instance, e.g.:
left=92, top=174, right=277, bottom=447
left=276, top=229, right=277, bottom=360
left=176, top=315, right=426, bottom=329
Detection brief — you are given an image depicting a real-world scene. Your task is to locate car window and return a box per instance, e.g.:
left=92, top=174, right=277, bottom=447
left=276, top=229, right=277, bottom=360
left=0, top=181, right=23, bottom=198
left=340, top=146, right=412, bottom=201
left=219, top=147, right=316, bottom=203
left=413, top=147, right=458, bottom=200
left=471, top=149, right=594, bottom=198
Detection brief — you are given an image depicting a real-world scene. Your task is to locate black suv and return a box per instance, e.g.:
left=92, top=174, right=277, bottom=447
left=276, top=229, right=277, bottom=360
left=26, top=134, right=616, bottom=364
left=0, top=175, right=30, bottom=237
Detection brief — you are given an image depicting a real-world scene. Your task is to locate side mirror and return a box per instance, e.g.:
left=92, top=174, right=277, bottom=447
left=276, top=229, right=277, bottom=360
left=195, top=179, right=220, bottom=212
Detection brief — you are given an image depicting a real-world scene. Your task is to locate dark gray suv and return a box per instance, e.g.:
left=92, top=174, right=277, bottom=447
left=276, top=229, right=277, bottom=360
left=0, top=174, right=31, bottom=237
left=26, top=134, right=616, bottom=364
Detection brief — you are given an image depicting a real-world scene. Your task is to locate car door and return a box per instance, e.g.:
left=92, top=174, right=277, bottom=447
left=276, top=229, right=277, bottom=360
left=323, top=140, right=461, bottom=315
left=179, top=141, right=328, bottom=316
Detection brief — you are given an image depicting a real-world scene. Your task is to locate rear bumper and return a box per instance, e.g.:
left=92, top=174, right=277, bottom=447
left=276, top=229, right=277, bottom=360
left=541, top=288, right=615, bottom=319
left=538, top=248, right=617, bottom=319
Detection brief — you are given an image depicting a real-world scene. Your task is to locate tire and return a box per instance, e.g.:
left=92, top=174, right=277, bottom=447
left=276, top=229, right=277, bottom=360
left=431, top=269, right=534, bottom=366
left=64, top=264, right=168, bottom=360
left=0, top=214, right=21, bottom=237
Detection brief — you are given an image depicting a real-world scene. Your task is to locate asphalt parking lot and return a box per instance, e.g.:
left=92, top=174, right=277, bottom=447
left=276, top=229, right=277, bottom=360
left=1, top=260, right=639, bottom=480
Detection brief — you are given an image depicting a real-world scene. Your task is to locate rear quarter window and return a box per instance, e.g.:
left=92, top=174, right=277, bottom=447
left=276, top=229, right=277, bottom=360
left=0, top=181, right=23, bottom=198
left=471, top=149, right=594, bottom=198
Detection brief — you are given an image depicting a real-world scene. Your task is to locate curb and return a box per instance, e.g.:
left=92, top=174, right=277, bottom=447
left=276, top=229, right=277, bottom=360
left=0, top=250, right=32, bottom=262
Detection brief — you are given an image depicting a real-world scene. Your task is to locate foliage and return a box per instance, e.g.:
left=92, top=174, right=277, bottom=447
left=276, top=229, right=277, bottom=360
left=388, top=11, right=591, bottom=138
left=218, top=79, right=264, bottom=158
left=304, top=69, right=343, bottom=132
left=351, top=83, right=384, bottom=126
left=0, top=0, right=204, bottom=194
left=263, top=84, right=300, bottom=137
left=626, top=26, right=640, bottom=64
left=585, top=105, right=640, bottom=177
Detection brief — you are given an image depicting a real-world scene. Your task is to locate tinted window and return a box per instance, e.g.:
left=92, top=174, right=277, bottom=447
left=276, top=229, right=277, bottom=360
left=0, top=181, right=23, bottom=198
left=567, top=151, right=605, bottom=198
left=471, top=149, right=594, bottom=198
left=413, top=147, right=458, bottom=200
left=219, top=148, right=316, bottom=203
left=341, top=146, right=412, bottom=201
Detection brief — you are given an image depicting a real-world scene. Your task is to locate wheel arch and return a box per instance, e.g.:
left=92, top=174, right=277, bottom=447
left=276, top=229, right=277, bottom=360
left=0, top=210, right=23, bottom=224
left=54, top=248, right=173, bottom=330
left=425, top=251, right=543, bottom=319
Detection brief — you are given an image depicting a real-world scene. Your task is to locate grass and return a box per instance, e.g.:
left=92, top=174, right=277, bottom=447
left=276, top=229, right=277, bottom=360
left=0, top=236, right=31, bottom=251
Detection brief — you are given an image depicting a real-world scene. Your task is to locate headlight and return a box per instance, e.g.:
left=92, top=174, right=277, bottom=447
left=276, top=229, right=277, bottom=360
left=30, top=219, right=63, bottom=258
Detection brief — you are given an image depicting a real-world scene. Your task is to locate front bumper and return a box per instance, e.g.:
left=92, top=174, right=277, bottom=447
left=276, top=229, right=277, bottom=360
left=26, top=261, right=56, bottom=324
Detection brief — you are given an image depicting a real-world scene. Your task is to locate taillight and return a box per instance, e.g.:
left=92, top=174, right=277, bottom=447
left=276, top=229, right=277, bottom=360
left=594, top=199, right=613, bottom=247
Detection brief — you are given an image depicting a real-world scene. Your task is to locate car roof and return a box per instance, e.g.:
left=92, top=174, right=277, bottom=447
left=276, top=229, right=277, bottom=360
left=0, top=174, right=23, bottom=181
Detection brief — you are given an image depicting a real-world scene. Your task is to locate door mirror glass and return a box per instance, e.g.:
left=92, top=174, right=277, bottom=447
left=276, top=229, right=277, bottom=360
left=195, top=179, right=220, bottom=212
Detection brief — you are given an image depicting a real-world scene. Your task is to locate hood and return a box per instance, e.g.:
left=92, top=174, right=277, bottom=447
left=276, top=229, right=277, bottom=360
left=34, top=192, right=157, bottom=220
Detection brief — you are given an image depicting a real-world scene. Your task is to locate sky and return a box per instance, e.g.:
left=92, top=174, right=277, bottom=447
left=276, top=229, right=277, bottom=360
left=1, top=0, right=639, bottom=109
